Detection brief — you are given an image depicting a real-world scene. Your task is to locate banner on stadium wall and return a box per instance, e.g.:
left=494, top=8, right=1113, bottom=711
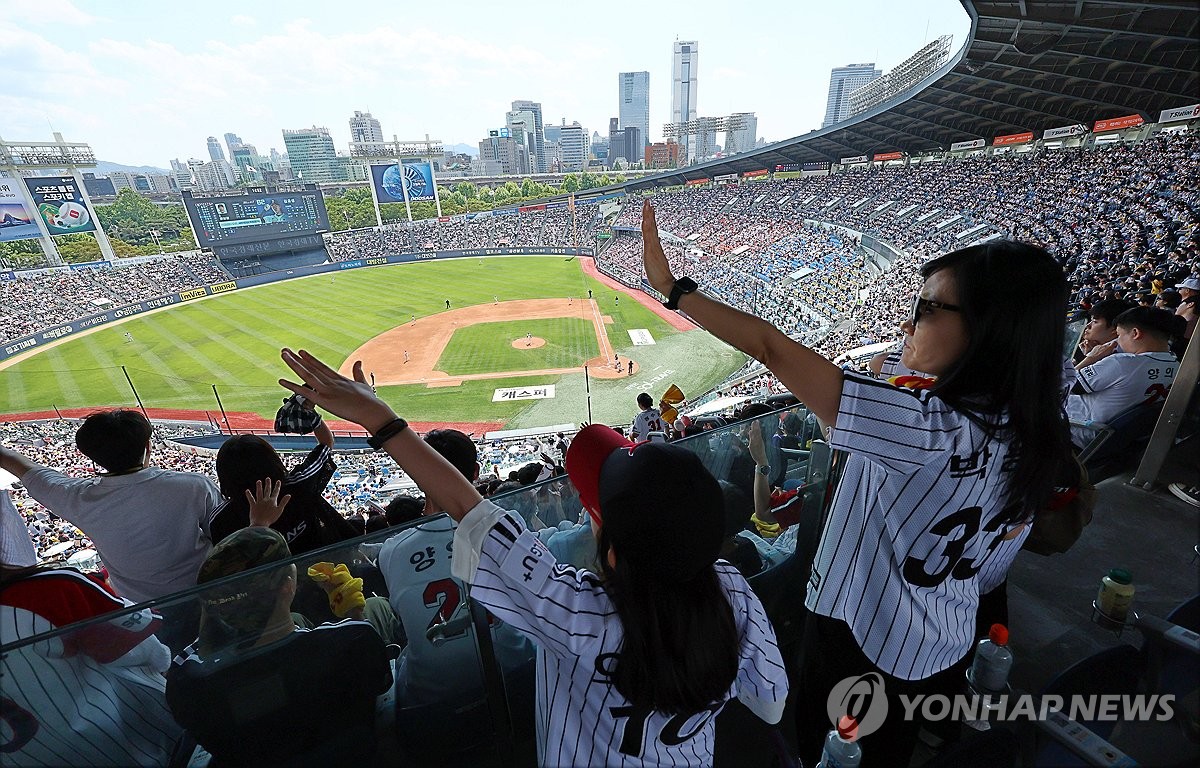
left=1043, top=124, right=1088, bottom=140
left=950, top=138, right=986, bottom=151
left=0, top=180, right=41, bottom=243
left=742, top=170, right=769, bottom=179
left=518, top=204, right=546, bottom=213
left=686, top=178, right=710, bottom=186
left=1158, top=103, right=1200, bottom=124
left=1093, top=114, right=1144, bottom=133
left=492, top=208, right=518, bottom=217
left=369, top=161, right=437, bottom=204
left=0, top=270, right=15, bottom=281
left=22, top=176, right=98, bottom=235
left=993, top=131, right=1034, bottom=146
left=873, top=152, right=904, bottom=162
left=840, top=155, right=869, bottom=165
left=67, top=260, right=111, bottom=270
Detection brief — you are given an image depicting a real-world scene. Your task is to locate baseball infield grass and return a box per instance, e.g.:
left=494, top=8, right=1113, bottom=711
left=0, top=257, right=747, bottom=426
left=436, top=318, right=600, bottom=375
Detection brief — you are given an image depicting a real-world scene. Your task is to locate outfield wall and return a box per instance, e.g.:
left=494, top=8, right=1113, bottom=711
left=0, top=247, right=593, bottom=363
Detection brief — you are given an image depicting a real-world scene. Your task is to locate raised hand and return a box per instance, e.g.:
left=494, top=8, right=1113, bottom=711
left=278, top=348, right=396, bottom=432
left=246, top=478, right=292, bottom=528
left=640, top=200, right=675, bottom=295
left=748, top=421, right=768, bottom=467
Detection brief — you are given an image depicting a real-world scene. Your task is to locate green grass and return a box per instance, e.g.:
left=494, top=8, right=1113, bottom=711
left=0, top=256, right=747, bottom=426
left=435, top=318, right=599, bottom=375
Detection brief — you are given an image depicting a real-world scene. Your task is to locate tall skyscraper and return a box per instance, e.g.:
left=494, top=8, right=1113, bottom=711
left=349, top=111, right=384, bottom=143
left=223, top=132, right=244, bottom=159
left=618, top=71, right=650, bottom=148
left=510, top=100, right=546, bottom=173
left=559, top=123, right=589, bottom=172
left=822, top=63, right=881, bottom=127
left=206, top=136, right=226, bottom=162
left=671, top=41, right=699, bottom=162
left=281, top=126, right=342, bottom=183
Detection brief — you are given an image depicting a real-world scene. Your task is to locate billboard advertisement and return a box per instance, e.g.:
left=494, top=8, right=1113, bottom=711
left=1043, top=124, right=1087, bottom=140
left=993, top=131, right=1034, bottom=146
left=1093, top=114, right=1144, bottom=133
left=873, top=151, right=904, bottom=162
left=22, top=176, right=97, bottom=236
left=840, top=155, right=869, bottom=165
left=1158, top=103, right=1200, bottom=124
left=183, top=190, right=330, bottom=248
left=950, top=138, right=986, bottom=151
left=0, top=179, right=41, bottom=243
left=371, top=161, right=437, bottom=204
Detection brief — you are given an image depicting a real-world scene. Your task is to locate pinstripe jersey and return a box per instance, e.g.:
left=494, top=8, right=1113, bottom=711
left=0, top=569, right=180, bottom=766
left=452, top=499, right=788, bottom=767
left=807, top=372, right=1027, bottom=680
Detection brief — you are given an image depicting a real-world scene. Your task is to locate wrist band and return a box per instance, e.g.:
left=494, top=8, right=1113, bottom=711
left=367, top=417, right=409, bottom=450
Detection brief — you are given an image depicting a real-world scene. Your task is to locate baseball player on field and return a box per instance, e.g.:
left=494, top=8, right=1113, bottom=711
left=276, top=349, right=789, bottom=767
left=642, top=200, right=1074, bottom=767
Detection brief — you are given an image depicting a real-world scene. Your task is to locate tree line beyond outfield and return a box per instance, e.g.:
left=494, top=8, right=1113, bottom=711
left=0, top=173, right=627, bottom=268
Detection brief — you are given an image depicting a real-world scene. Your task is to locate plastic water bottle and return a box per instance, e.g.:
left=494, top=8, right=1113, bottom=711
left=819, top=715, right=862, bottom=768
left=969, top=623, right=1013, bottom=694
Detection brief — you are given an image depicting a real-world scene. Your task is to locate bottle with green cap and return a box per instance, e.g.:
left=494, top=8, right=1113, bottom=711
left=1097, top=568, right=1135, bottom=623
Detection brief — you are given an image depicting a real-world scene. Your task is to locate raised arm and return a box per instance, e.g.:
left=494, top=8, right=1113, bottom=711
left=278, top=349, right=482, bottom=521
left=641, top=201, right=844, bottom=427
left=0, top=445, right=41, bottom=479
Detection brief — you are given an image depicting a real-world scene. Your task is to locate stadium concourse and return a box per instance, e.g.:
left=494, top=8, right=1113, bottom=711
left=2, top=132, right=1199, bottom=766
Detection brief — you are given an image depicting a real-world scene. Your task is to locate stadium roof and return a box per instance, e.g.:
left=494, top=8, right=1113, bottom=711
left=614, top=0, right=1199, bottom=192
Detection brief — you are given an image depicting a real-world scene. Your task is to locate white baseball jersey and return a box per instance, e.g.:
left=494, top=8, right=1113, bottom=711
left=808, top=372, right=1030, bottom=681
left=1066, top=351, right=1176, bottom=445
left=377, top=518, right=534, bottom=706
left=452, top=499, right=788, bottom=767
left=0, top=569, right=180, bottom=766
left=631, top=408, right=664, bottom=440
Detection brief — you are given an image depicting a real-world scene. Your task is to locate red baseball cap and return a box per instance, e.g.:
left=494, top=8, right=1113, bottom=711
left=565, top=424, right=724, bottom=582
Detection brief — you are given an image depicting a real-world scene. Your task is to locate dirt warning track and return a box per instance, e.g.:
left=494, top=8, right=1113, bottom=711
left=340, top=298, right=637, bottom=387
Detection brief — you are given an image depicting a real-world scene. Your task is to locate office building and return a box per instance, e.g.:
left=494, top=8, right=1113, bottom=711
left=645, top=141, right=680, bottom=169
left=478, top=129, right=530, bottom=175
left=223, top=132, right=244, bottom=159
left=822, top=63, right=881, bottom=128
left=281, top=126, right=342, bottom=183
left=510, top=100, right=546, bottom=173
left=618, top=71, right=650, bottom=148
left=725, top=112, right=758, bottom=155
left=671, top=41, right=699, bottom=162
left=608, top=118, right=642, bottom=168
left=505, top=110, right=539, bottom=169
left=170, top=159, right=193, bottom=191
left=108, top=172, right=135, bottom=192
left=559, top=123, right=589, bottom=172
left=349, top=111, right=384, bottom=143
left=82, top=173, right=116, bottom=197
left=147, top=174, right=174, bottom=194
left=206, top=136, right=225, bottom=162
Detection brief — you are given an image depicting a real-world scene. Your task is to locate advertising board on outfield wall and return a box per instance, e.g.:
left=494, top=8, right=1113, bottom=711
left=840, top=155, right=869, bottom=165
left=1159, top=104, right=1200, bottom=124
left=0, top=247, right=594, bottom=363
left=1093, top=114, right=1144, bottom=133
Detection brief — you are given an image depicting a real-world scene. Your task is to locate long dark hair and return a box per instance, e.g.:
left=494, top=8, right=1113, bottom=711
left=922, top=241, right=1072, bottom=521
left=597, top=521, right=740, bottom=714
left=215, top=435, right=287, bottom=500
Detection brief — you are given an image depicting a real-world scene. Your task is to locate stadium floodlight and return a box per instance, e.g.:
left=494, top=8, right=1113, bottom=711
left=847, top=35, right=952, bottom=118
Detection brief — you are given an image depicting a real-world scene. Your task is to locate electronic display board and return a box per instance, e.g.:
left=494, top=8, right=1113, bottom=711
left=183, top=189, right=330, bottom=247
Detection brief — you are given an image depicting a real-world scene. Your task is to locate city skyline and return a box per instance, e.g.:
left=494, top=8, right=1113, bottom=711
left=3, top=0, right=968, bottom=169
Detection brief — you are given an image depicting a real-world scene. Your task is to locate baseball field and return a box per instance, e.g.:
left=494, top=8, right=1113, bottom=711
left=0, top=256, right=748, bottom=431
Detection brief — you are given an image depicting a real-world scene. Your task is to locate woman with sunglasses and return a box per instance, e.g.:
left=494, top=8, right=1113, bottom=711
left=641, top=201, right=1072, bottom=766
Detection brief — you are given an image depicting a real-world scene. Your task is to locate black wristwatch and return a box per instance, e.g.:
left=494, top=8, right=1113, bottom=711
left=663, top=277, right=698, bottom=310
left=367, top=417, right=409, bottom=450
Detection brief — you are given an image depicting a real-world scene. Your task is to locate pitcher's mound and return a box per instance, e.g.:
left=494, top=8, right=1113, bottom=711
left=513, top=337, right=546, bottom=349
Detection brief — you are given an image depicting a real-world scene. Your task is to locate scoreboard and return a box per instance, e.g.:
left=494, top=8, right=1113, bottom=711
left=183, top=188, right=330, bottom=248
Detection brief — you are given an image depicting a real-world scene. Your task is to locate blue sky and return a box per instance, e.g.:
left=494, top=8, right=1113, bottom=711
left=1, top=0, right=969, bottom=167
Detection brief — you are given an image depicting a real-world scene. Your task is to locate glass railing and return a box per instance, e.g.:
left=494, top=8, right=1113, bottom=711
left=1, top=404, right=827, bottom=767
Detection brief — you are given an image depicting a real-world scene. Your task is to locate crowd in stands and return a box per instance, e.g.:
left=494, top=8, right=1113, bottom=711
left=1, top=418, right=571, bottom=563
left=0, top=255, right=230, bottom=343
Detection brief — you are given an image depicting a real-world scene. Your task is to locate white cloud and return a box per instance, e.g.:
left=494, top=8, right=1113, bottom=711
left=5, top=0, right=98, bottom=26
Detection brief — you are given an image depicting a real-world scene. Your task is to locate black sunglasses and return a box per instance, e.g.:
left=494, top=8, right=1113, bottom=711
left=911, top=296, right=962, bottom=325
